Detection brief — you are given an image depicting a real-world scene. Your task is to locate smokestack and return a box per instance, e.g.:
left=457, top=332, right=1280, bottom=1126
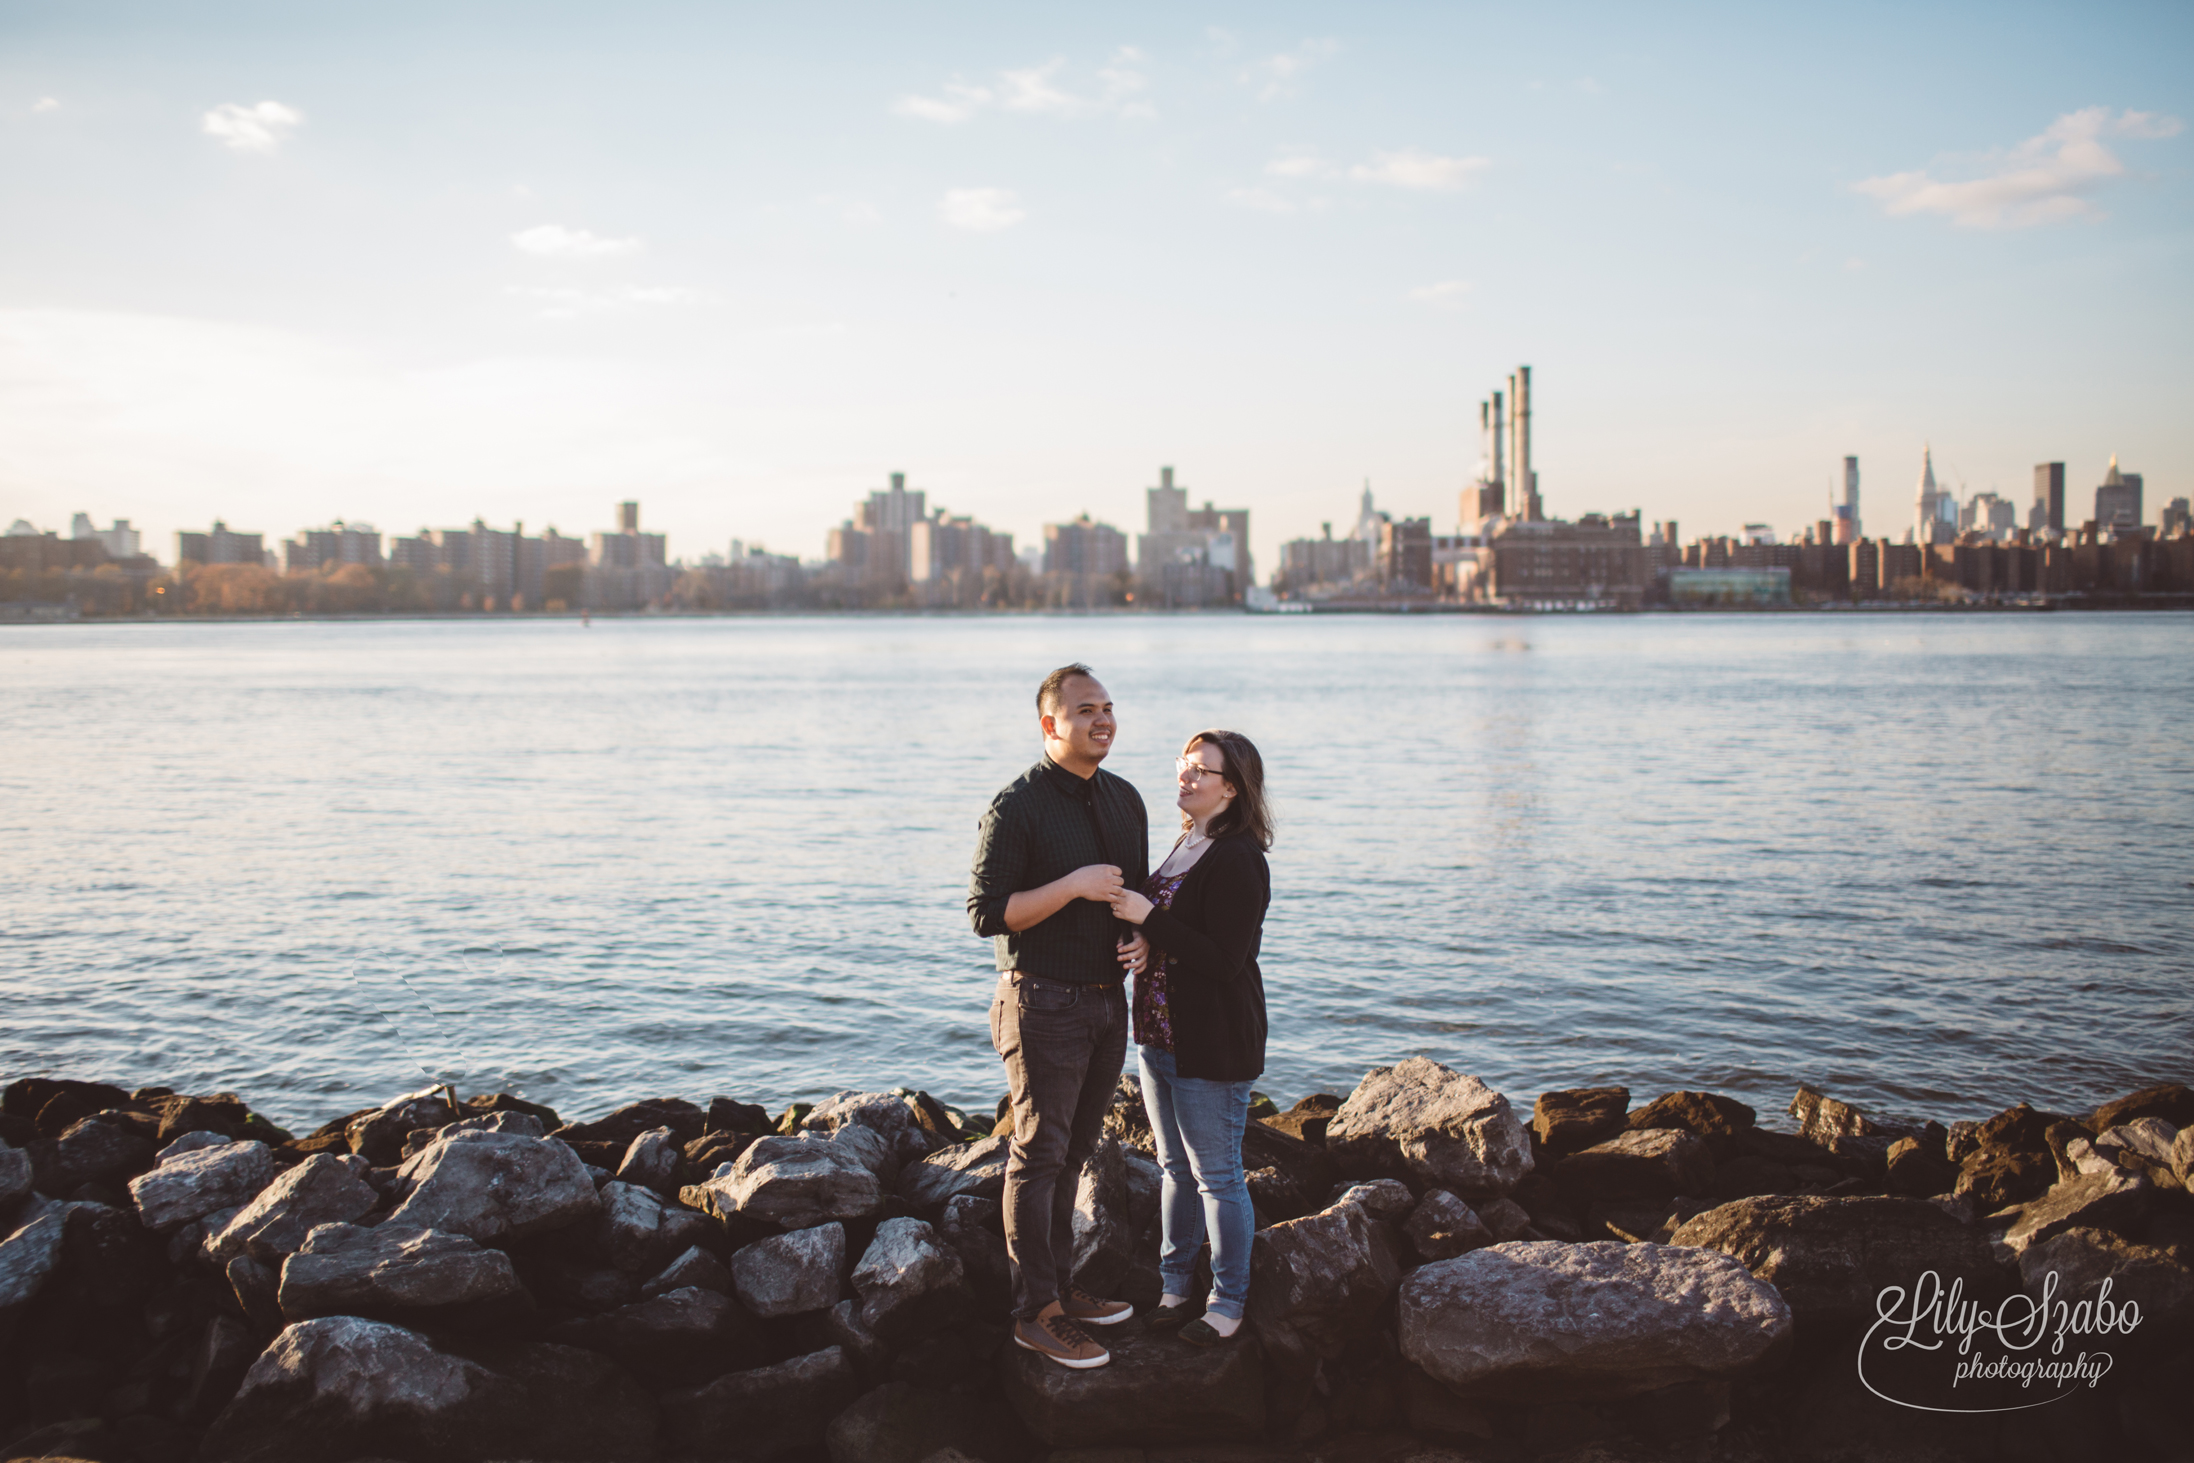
left=1491, top=389, right=1506, bottom=513
left=1512, top=366, right=1534, bottom=521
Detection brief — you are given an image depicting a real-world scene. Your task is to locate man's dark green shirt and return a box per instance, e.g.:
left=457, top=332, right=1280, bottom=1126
left=967, top=754, right=1150, bottom=984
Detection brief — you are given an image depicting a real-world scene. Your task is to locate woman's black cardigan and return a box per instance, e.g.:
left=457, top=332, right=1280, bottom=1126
left=1139, top=831, right=1270, bottom=1082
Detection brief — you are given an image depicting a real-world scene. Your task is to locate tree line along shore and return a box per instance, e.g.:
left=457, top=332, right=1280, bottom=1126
left=2, top=1062, right=2189, bottom=1462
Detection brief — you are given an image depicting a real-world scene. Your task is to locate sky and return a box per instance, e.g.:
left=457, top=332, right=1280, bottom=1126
left=2, top=0, right=2189, bottom=572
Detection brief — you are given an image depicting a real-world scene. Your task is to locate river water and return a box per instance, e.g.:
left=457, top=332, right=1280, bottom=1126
left=3, top=612, right=2188, bottom=1133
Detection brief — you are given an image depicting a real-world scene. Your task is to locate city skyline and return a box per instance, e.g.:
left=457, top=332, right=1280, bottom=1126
left=1, top=3, right=2188, bottom=571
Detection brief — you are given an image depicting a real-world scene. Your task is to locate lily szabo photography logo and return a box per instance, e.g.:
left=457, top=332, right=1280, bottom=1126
left=1860, top=1269, right=2143, bottom=1412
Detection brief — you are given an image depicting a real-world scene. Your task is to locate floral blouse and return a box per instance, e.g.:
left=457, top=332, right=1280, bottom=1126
left=1131, top=868, right=1189, bottom=1050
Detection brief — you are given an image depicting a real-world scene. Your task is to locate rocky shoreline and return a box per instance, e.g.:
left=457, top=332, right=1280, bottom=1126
left=3, top=1062, right=2189, bottom=1463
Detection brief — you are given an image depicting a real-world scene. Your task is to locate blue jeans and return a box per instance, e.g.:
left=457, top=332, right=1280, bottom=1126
left=1138, top=1044, right=1255, bottom=1321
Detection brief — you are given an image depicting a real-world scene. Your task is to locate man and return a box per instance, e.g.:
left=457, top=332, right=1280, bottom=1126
left=968, top=663, right=1150, bottom=1369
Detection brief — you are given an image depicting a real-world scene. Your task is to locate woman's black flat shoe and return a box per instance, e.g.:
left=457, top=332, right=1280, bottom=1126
left=1178, top=1316, right=1238, bottom=1347
left=1146, top=1301, right=1201, bottom=1332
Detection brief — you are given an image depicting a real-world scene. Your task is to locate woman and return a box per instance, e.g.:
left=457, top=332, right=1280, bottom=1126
left=1107, top=729, right=1272, bottom=1347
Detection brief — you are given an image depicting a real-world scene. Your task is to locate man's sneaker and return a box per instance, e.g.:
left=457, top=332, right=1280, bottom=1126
left=1061, top=1285, right=1134, bottom=1327
left=1014, top=1303, right=1110, bottom=1369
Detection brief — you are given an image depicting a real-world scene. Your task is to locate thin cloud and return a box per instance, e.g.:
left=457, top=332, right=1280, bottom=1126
left=505, top=284, right=716, bottom=320
left=939, top=187, right=1025, bottom=232
left=1854, top=107, right=2183, bottom=228
left=32, top=97, right=60, bottom=114
left=894, top=83, right=992, bottom=124
left=898, top=52, right=1152, bottom=124
left=1266, top=151, right=1337, bottom=180
left=510, top=225, right=643, bottom=259
left=1225, top=186, right=1298, bottom=214
left=1410, top=280, right=1473, bottom=309
left=1242, top=38, right=1338, bottom=102
left=202, top=101, right=304, bottom=155
left=1351, top=149, right=1490, bottom=191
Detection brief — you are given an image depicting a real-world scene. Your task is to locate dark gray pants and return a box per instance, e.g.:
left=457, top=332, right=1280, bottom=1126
left=990, top=971, right=1128, bottom=1321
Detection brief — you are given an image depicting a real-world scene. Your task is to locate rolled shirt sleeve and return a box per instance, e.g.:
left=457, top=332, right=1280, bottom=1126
left=966, top=793, right=1024, bottom=938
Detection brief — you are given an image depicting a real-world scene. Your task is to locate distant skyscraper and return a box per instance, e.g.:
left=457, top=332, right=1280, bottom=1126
left=2031, top=462, right=2065, bottom=535
left=1915, top=445, right=1955, bottom=545
left=1833, top=456, right=1861, bottom=544
left=2094, top=455, right=2143, bottom=530
left=2161, top=498, right=2190, bottom=536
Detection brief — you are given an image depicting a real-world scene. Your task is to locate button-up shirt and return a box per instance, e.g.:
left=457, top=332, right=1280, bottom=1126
left=967, top=754, right=1150, bottom=983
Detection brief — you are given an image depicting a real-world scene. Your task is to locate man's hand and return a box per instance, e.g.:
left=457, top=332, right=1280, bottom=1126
left=1116, top=931, right=1150, bottom=976
left=1064, top=863, right=1124, bottom=902
left=1003, top=862, right=1124, bottom=932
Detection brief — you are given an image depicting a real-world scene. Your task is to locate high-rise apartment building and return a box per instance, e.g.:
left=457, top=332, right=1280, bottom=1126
left=175, top=521, right=266, bottom=567
left=282, top=521, right=383, bottom=572
left=1135, top=466, right=1252, bottom=605
left=1833, top=457, right=1861, bottom=544
left=1914, top=446, right=1956, bottom=545
left=71, top=514, right=143, bottom=560
left=2031, top=462, right=2065, bottom=535
left=2095, top=457, right=2143, bottom=530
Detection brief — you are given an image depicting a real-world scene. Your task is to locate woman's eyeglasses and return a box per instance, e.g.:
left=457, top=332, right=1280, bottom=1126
left=1174, top=757, right=1225, bottom=784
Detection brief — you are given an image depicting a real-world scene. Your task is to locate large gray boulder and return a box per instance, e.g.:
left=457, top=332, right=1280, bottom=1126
left=277, top=1223, right=532, bottom=1330
left=660, top=1346, right=859, bottom=1461
left=1553, top=1129, right=1714, bottom=1202
left=129, top=1139, right=275, bottom=1231
left=2094, top=1117, right=2179, bottom=1168
left=801, top=1091, right=947, bottom=1183
left=210, top=1155, right=378, bottom=1265
left=385, top=1129, right=600, bottom=1244
left=47, top=1115, right=158, bottom=1192
left=345, top=1087, right=461, bottom=1167
left=1669, top=1195, right=1995, bottom=1325
left=2018, top=1227, right=2194, bottom=1330
left=683, top=1135, right=884, bottom=1231
left=613, top=1126, right=680, bottom=1193
left=1401, top=1241, right=1791, bottom=1400
left=1001, top=1319, right=1264, bottom=1445
left=1248, top=1191, right=1403, bottom=1377
left=1324, top=1057, right=1533, bottom=1197
left=641, top=1243, right=733, bottom=1301
left=1404, top=1189, right=1495, bottom=1263
left=2001, top=1169, right=2153, bottom=1255
left=594, top=1180, right=712, bottom=1276
left=895, top=1135, right=1008, bottom=1217
left=852, top=1217, right=969, bottom=1343
left=0, top=1194, right=68, bottom=1310
left=197, top=1315, right=655, bottom=1463
left=1531, top=1086, right=1631, bottom=1156
left=549, top=1285, right=769, bottom=1388
left=937, top=1195, right=1011, bottom=1314
left=731, top=1220, right=846, bottom=1317
left=0, top=1140, right=31, bottom=1215
left=1068, top=1135, right=1136, bottom=1295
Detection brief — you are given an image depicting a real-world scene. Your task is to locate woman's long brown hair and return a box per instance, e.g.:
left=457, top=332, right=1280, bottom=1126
left=1181, top=729, right=1273, bottom=850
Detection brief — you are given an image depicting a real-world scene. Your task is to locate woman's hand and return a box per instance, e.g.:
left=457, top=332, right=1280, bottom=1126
left=1109, top=887, right=1154, bottom=925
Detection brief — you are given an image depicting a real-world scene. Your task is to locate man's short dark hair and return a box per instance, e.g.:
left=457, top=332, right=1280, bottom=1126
left=1037, top=663, right=1097, bottom=716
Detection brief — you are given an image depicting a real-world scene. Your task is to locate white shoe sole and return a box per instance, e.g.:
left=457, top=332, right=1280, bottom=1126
left=1068, top=1305, right=1133, bottom=1327
left=1014, top=1332, right=1110, bottom=1369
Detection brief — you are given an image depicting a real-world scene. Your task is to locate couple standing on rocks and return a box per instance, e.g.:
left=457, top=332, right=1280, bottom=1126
left=968, top=662, right=1274, bottom=1371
